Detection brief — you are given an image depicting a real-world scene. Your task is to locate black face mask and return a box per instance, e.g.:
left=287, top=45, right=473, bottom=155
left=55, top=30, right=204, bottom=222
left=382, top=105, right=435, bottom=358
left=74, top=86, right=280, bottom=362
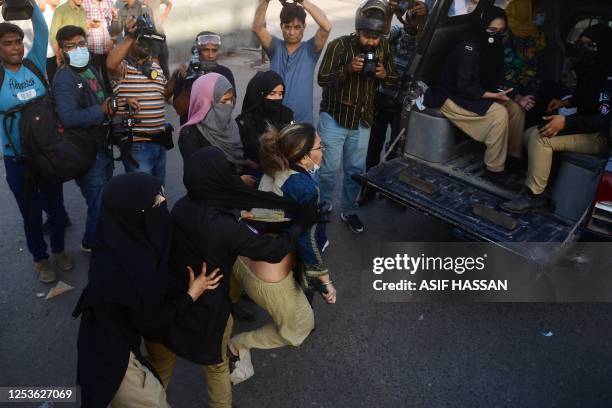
left=485, top=31, right=505, bottom=46
left=262, top=98, right=282, bottom=116
left=567, top=44, right=598, bottom=68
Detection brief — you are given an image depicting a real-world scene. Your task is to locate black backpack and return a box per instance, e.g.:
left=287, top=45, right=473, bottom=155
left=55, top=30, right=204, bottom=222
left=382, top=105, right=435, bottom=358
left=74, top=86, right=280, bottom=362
left=0, top=59, right=95, bottom=184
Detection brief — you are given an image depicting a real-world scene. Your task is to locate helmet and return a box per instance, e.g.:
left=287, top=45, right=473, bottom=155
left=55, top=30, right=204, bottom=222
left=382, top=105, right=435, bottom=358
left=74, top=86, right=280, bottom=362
left=355, top=0, right=388, bottom=34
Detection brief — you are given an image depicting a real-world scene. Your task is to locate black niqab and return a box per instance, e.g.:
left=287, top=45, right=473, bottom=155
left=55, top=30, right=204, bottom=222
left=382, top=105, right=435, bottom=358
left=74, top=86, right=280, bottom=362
left=78, top=172, right=171, bottom=311
left=475, top=6, right=507, bottom=90
left=241, top=71, right=294, bottom=132
left=183, top=146, right=297, bottom=211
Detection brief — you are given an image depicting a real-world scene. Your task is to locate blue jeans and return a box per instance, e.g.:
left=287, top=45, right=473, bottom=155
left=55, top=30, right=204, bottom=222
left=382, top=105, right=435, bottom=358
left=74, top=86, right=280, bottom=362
left=122, top=141, right=166, bottom=184
left=76, top=152, right=113, bottom=246
left=317, top=112, right=370, bottom=215
left=4, top=157, right=65, bottom=262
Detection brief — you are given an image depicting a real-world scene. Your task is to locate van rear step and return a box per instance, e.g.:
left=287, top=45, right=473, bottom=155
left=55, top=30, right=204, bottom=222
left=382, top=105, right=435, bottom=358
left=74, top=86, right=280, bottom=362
left=356, top=158, right=577, bottom=243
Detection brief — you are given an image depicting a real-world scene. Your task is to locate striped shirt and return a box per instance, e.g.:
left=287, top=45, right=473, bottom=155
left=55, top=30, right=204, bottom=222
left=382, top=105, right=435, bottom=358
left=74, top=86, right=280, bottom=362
left=318, top=34, right=398, bottom=130
left=112, top=60, right=167, bottom=141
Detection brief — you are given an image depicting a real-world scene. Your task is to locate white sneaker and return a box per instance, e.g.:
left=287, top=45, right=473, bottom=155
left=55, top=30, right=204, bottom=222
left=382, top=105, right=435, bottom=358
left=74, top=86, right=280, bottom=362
left=229, top=348, right=254, bottom=385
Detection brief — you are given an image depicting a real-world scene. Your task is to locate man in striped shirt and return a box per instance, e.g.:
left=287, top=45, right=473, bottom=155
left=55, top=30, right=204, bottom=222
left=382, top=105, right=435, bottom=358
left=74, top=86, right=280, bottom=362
left=107, top=16, right=178, bottom=184
left=317, top=0, right=398, bottom=234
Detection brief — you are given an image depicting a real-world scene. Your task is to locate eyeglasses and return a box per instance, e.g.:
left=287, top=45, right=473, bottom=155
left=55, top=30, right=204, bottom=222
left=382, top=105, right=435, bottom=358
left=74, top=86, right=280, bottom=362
left=62, top=40, right=88, bottom=51
left=197, top=34, right=221, bottom=46
left=311, top=143, right=325, bottom=152
left=281, top=23, right=305, bottom=31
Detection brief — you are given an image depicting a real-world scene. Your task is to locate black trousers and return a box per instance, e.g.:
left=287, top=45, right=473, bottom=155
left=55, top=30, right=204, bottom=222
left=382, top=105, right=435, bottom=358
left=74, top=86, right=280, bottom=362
left=366, top=92, right=402, bottom=170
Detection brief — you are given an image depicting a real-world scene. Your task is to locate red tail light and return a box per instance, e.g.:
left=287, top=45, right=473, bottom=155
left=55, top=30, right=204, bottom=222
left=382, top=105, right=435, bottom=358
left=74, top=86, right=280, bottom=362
left=586, top=163, right=612, bottom=236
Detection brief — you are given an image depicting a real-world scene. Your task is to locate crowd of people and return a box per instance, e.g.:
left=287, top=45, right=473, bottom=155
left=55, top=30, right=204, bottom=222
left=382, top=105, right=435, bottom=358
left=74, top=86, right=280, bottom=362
left=0, top=0, right=610, bottom=406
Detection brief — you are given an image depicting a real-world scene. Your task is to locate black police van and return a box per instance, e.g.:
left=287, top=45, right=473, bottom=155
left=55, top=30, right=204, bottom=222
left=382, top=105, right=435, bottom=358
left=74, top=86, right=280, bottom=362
left=358, top=0, right=612, bottom=249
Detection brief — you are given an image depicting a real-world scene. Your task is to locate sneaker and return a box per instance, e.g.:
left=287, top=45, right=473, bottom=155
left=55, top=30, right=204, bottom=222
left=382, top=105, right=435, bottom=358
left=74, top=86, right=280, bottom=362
left=341, top=213, right=366, bottom=234
left=322, top=240, right=330, bottom=253
left=35, top=259, right=57, bottom=283
left=500, top=190, right=548, bottom=214
left=54, top=252, right=74, bottom=271
left=229, top=347, right=254, bottom=385
left=80, top=241, right=92, bottom=253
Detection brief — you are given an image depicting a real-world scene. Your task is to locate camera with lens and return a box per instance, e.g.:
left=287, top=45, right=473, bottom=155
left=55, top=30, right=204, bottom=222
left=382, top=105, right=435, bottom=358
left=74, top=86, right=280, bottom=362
left=185, top=46, right=218, bottom=83
left=1, top=0, right=34, bottom=21
left=130, top=14, right=166, bottom=42
left=362, top=52, right=379, bottom=78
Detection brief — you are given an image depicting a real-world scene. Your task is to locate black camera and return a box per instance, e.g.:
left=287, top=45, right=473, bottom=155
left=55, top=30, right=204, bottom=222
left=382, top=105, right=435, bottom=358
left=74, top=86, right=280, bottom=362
left=362, top=52, right=379, bottom=78
left=185, top=46, right=218, bottom=83
left=1, top=0, right=34, bottom=21
left=131, top=14, right=166, bottom=42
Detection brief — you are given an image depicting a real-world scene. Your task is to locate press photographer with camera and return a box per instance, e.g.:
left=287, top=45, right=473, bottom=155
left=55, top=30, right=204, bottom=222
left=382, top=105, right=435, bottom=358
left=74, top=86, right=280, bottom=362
left=0, top=0, right=73, bottom=282
left=171, top=31, right=236, bottom=125
left=361, top=0, right=428, bottom=205
left=106, top=13, right=177, bottom=184
left=52, top=24, right=138, bottom=253
left=317, top=0, right=397, bottom=234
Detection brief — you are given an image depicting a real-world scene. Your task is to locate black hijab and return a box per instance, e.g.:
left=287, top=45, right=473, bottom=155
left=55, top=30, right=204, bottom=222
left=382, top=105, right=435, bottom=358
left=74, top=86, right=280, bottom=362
left=77, top=173, right=171, bottom=311
left=475, top=6, right=508, bottom=89
left=241, top=71, right=294, bottom=133
left=183, top=146, right=297, bottom=211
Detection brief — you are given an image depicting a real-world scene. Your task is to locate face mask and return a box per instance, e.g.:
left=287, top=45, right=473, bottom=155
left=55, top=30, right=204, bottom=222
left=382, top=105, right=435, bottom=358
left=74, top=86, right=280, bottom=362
left=568, top=44, right=597, bottom=68
left=486, top=31, right=504, bottom=45
left=262, top=98, right=282, bottom=116
left=208, top=102, right=234, bottom=129
left=306, top=155, right=320, bottom=177
left=532, top=13, right=545, bottom=27
left=67, top=47, right=89, bottom=68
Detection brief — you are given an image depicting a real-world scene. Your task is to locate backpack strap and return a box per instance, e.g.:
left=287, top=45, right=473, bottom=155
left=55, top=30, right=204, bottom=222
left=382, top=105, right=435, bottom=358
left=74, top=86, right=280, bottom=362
left=22, top=58, right=49, bottom=89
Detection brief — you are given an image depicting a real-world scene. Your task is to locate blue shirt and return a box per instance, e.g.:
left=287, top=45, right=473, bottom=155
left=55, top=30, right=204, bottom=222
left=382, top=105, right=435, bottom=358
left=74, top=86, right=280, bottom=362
left=0, top=5, right=48, bottom=157
left=267, top=35, right=321, bottom=124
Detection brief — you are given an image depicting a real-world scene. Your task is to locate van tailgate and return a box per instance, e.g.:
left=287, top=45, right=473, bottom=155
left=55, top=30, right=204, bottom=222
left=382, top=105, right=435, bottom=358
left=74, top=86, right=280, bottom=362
left=356, top=157, right=576, bottom=243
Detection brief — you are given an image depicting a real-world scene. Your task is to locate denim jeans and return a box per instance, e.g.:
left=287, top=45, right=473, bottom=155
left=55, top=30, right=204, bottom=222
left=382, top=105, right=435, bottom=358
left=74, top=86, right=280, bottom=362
left=122, top=141, right=166, bottom=185
left=4, top=157, right=65, bottom=262
left=317, top=112, right=370, bottom=215
left=76, top=151, right=113, bottom=246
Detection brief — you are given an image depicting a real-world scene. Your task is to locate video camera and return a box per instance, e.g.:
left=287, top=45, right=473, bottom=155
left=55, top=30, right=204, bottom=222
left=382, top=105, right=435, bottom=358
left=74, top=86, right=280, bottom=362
left=131, top=14, right=166, bottom=43
left=1, top=0, right=33, bottom=21
left=185, top=46, right=218, bottom=83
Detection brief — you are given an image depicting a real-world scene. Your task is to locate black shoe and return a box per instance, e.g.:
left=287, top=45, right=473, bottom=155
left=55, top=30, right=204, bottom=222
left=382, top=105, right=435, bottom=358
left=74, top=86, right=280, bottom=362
left=341, top=213, right=366, bottom=234
left=231, top=302, right=255, bottom=323
left=484, top=169, right=510, bottom=185
left=500, top=190, right=548, bottom=214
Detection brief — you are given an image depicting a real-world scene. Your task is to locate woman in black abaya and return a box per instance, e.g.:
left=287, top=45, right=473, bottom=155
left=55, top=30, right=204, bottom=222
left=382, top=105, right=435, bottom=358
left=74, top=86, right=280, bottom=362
left=72, top=172, right=220, bottom=408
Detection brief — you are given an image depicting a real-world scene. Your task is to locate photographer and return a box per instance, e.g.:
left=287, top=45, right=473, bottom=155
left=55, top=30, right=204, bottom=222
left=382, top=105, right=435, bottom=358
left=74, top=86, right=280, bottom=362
left=52, top=25, right=135, bottom=252
left=171, top=31, right=236, bottom=125
left=362, top=0, right=428, bottom=204
left=317, top=0, right=398, bottom=234
left=106, top=14, right=176, bottom=184
left=0, top=0, right=72, bottom=282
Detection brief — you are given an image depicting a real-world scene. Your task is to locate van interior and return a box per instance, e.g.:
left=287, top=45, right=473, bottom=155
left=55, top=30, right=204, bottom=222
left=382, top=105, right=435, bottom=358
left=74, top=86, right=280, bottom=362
left=363, top=0, right=612, bottom=245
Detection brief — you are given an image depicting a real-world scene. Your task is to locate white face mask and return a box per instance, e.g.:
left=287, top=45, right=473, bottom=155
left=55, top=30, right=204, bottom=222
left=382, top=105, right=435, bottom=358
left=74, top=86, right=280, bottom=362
left=306, top=155, right=320, bottom=176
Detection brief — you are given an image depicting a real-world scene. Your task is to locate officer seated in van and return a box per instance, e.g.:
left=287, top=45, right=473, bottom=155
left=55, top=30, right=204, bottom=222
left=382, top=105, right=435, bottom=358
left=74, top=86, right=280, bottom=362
left=424, top=5, right=525, bottom=184
left=501, top=25, right=612, bottom=213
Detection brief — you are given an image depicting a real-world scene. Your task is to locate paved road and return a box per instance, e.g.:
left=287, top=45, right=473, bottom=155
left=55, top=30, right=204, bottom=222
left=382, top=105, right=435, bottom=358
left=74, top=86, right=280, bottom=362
left=2, top=7, right=612, bottom=407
